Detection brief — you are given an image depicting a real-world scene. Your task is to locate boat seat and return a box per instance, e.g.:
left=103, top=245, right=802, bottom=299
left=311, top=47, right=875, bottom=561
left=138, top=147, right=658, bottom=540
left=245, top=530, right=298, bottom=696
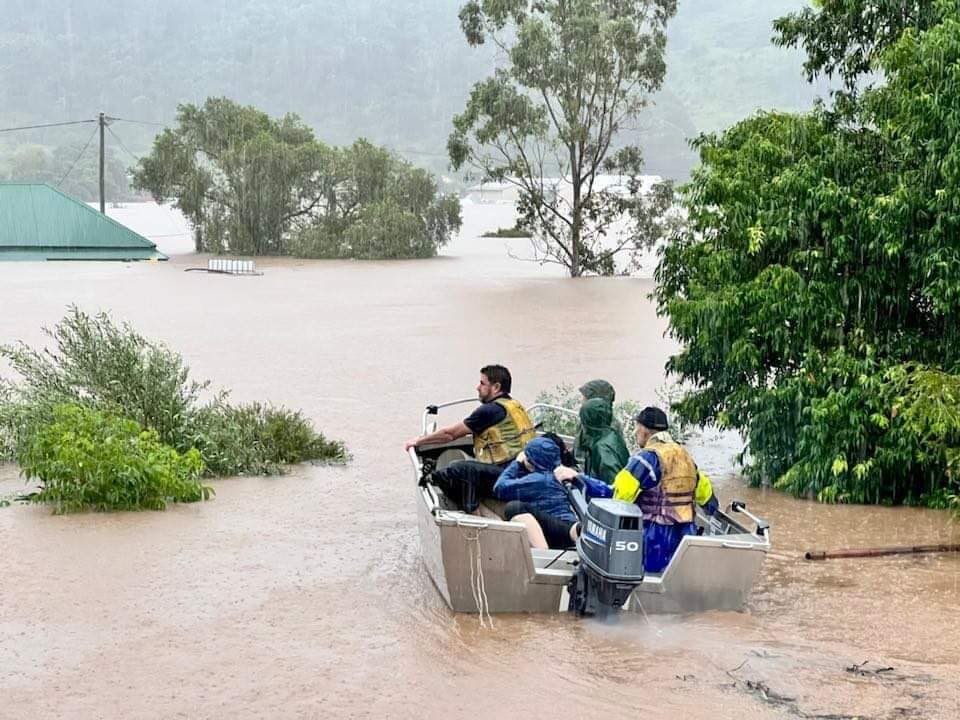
left=435, top=448, right=471, bottom=471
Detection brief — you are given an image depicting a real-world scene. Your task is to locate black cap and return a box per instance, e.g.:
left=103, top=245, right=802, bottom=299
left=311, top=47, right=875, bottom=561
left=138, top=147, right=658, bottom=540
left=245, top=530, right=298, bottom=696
left=635, top=406, right=668, bottom=431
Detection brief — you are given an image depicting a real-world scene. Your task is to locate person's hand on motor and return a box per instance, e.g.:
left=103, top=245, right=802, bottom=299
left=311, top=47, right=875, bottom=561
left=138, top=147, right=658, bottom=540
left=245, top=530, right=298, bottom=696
left=404, top=437, right=420, bottom=451
left=554, top=465, right=579, bottom=484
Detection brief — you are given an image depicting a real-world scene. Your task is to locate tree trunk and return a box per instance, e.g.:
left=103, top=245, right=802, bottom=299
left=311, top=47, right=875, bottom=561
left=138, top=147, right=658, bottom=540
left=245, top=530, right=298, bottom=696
left=193, top=212, right=204, bottom=253
left=570, top=148, right=581, bottom=277
left=569, top=220, right=582, bottom=277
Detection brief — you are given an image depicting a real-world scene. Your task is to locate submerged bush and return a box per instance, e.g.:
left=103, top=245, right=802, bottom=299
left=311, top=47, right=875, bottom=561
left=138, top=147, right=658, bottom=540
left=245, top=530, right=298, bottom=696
left=481, top=225, right=532, bottom=238
left=0, top=381, right=18, bottom=462
left=192, top=402, right=347, bottom=476
left=18, top=404, right=210, bottom=513
left=531, top=383, right=581, bottom=437
left=0, top=307, right=348, bottom=489
left=0, top=306, right=204, bottom=453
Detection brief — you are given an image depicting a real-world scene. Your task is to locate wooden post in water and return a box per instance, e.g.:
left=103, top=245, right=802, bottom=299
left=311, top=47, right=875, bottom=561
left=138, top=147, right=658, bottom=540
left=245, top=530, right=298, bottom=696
left=805, top=543, right=960, bottom=561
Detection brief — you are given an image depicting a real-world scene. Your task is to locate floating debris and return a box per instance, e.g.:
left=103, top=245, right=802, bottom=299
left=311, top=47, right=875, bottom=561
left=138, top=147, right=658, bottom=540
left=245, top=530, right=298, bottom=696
left=185, top=258, right=262, bottom=275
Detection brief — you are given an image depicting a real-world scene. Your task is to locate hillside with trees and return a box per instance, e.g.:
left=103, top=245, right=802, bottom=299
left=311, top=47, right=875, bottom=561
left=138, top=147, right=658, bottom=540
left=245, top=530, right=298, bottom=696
left=0, top=0, right=818, bottom=196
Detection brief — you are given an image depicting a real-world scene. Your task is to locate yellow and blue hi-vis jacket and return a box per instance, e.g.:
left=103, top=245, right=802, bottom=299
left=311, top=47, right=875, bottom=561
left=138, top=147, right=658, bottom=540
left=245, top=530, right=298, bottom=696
left=574, top=433, right=719, bottom=573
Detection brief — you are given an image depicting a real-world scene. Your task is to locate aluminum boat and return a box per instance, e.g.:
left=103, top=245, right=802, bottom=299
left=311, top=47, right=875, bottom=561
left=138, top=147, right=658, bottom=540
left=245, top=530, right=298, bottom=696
left=408, top=399, right=770, bottom=615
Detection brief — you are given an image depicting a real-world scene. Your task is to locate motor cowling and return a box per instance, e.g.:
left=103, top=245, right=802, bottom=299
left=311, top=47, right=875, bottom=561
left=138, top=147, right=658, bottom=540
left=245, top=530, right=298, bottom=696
left=565, top=485, right=645, bottom=616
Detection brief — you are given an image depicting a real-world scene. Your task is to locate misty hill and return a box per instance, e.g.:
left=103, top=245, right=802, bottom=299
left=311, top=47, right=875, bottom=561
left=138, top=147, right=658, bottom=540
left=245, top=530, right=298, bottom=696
left=0, top=0, right=820, bottom=184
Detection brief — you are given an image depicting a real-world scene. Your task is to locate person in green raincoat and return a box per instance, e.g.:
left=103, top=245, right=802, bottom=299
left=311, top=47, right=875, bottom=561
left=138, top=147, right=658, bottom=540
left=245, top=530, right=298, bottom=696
left=573, top=379, right=623, bottom=464
left=578, top=397, right=630, bottom=485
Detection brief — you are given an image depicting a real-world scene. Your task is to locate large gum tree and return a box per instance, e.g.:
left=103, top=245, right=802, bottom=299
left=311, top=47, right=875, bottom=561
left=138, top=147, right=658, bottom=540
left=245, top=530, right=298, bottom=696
left=448, top=0, right=677, bottom=277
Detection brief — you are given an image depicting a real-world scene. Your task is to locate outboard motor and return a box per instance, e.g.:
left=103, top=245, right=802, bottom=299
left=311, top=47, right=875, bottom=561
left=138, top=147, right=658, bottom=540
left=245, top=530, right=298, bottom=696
left=564, top=483, right=645, bottom=617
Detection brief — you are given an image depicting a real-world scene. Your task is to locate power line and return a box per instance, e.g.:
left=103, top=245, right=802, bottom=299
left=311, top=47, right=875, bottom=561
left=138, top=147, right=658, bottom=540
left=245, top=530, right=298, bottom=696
left=109, top=116, right=165, bottom=127
left=56, top=125, right=99, bottom=188
left=0, top=119, right=96, bottom=134
left=106, top=125, right=142, bottom=163
left=0, top=116, right=167, bottom=135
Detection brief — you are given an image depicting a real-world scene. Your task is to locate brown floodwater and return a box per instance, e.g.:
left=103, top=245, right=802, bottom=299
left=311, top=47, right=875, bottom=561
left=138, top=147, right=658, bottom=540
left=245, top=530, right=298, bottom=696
left=1, top=203, right=957, bottom=719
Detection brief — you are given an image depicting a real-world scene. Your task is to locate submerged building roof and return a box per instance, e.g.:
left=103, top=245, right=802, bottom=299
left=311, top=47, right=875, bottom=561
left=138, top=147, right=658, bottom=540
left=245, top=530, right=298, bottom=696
left=0, top=183, right=166, bottom=261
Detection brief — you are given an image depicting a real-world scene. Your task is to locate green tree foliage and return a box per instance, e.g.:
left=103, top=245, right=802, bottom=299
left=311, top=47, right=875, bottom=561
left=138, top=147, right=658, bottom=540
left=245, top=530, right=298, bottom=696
left=18, top=404, right=211, bottom=514
left=133, top=98, right=330, bottom=254
left=0, top=307, right=347, bottom=475
left=287, top=140, right=462, bottom=259
left=448, top=0, right=677, bottom=276
left=773, top=1, right=938, bottom=92
left=655, top=0, right=960, bottom=507
left=133, top=98, right=460, bottom=258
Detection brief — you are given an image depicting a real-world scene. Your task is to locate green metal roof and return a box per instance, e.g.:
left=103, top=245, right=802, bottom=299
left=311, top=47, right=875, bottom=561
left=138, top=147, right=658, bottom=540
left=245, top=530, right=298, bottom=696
left=0, top=183, right=167, bottom=261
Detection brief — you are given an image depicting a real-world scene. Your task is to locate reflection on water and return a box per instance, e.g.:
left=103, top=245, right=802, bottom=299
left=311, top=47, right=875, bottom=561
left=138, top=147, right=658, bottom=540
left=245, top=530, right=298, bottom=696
left=0, top=203, right=957, bottom=719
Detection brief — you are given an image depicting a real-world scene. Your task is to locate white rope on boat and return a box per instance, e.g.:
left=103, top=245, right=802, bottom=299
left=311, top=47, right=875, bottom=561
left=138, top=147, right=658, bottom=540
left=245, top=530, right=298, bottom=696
left=458, top=521, right=494, bottom=628
left=474, top=531, right=493, bottom=627
left=466, top=529, right=482, bottom=617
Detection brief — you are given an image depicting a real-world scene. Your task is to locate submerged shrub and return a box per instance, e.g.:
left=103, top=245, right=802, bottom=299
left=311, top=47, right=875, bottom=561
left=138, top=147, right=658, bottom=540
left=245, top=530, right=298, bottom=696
left=191, top=402, right=347, bottom=476
left=18, top=404, right=211, bottom=514
left=0, top=306, right=204, bottom=452
left=0, top=381, right=18, bottom=462
left=0, top=307, right=348, bottom=484
left=481, top=225, right=532, bottom=239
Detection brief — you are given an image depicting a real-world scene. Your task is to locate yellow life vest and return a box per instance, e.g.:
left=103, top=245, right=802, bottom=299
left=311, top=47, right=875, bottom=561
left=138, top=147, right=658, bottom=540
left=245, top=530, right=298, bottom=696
left=473, top=398, right=536, bottom=465
left=611, top=436, right=698, bottom=524
left=638, top=439, right=698, bottom=524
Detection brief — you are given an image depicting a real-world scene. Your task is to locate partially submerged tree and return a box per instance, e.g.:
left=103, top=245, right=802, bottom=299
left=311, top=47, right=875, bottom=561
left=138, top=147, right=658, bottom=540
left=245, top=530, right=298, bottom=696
left=134, top=97, right=460, bottom=258
left=133, top=98, right=333, bottom=254
left=288, top=139, right=462, bottom=259
left=656, top=0, right=960, bottom=507
left=448, top=0, right=677, bottom=276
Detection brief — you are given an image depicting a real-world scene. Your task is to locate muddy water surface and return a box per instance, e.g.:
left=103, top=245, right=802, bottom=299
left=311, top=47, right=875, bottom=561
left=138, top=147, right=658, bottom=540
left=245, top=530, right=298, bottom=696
left=1, top=203, right=957, bottom=719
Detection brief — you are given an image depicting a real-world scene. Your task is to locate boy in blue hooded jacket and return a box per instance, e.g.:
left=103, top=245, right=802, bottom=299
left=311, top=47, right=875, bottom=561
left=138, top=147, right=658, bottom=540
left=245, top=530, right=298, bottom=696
left=493, top=435, right=578, bottom=550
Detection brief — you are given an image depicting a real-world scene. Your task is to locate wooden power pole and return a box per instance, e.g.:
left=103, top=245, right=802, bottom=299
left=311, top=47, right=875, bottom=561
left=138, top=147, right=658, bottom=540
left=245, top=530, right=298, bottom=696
left=98, top=112, right=106, bottom=213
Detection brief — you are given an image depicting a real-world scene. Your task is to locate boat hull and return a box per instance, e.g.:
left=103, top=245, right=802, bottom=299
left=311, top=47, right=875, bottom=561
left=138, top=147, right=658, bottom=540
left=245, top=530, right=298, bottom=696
left=416, top=483, right=769, bottom=615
